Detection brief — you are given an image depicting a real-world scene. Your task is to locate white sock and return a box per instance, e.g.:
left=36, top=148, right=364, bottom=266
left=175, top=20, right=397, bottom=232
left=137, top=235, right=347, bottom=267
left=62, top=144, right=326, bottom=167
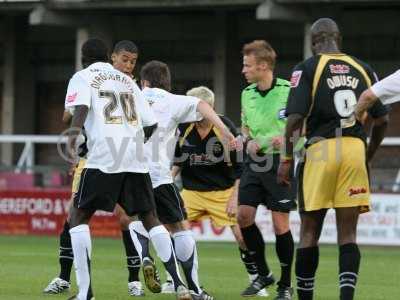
left=173, top=230, right=202, bottom=294
left=149, top=225, right=183, bottom=286
left=129, top=221, right=150, bottom=261
left=149, top=225, right=173, bottom=262
left=70, top=224, right=92, bottom=300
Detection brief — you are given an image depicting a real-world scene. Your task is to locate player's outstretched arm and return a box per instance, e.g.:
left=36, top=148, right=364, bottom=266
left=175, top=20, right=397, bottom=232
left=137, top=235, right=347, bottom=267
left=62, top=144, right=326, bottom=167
left=196, top=100, right=236, bottom=148
left=355, top=89, right=378, bottom=122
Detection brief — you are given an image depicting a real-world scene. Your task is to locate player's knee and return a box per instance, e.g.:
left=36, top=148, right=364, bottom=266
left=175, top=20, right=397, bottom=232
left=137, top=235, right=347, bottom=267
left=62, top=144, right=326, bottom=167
left=272, top=212, right=290, bottom=235
left=118, top=214, right=132, bottom=230
left=138, top=210, right=161, bottom=231
left=237, top=210, right=254, bottom=228
left=299, top=231, right=319, bottom=248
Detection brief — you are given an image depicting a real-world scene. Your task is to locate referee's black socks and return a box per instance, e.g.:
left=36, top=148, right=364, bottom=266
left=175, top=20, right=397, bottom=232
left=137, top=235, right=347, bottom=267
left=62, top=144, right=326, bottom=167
left=59, top=220, right=73, bottom=282
left=295, top=246, right=319, bottom=300
left=241, top=223, right=271, bottom=277
left=122, top=230, right=141, bottom=282
left=339, top=243, right=360, bottom=300
left=275, top=230, right=294, bottom=287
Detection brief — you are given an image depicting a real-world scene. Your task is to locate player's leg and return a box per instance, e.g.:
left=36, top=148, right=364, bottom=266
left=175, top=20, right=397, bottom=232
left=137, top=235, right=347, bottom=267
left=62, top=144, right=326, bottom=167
left=238, top=165, right=275, bottom=296
left=68, top=168, right=124, bottom=300
left=114, top=205, right=144, bottom=297
left=230, top=224, right=258, bottom=278
left=269, top=211, right=294, bottom=299
left=238, top=204, right=275, bottom=296
left=230, top=223, right=269, bottom=297
left=68, top=205, right=96, bottom=300
left=335, top=208, right=360, bottom=300
left=123, top=174, right=190, bottom=300
left=44, top=159, right=85, bottom=294
left=295, top=210, right=326, bottom=300
left=138, top=210, right=190, bottom=299
left=167, top=187, right=214, bottom=299
left=333, top=137, right=370, bottom=300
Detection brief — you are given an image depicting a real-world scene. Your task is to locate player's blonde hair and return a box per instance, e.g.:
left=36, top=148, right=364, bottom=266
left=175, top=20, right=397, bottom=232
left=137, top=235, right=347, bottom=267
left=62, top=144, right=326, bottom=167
left=186, top=86, right=215, bottom=108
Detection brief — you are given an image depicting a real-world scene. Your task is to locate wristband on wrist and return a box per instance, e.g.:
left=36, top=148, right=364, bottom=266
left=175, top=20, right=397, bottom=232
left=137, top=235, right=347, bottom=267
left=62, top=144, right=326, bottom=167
left=280, top=154, right=293, bottom=161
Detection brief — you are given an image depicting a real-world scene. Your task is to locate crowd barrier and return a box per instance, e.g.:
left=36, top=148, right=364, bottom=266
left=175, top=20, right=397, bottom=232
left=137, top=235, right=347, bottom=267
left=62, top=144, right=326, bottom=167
left=0, top=190, right=399, bottom=246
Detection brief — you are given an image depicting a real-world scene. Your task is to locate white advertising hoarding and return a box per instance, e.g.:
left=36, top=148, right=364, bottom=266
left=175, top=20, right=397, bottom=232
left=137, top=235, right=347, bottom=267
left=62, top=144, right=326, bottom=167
left=190, top=194, right=400, bottom=246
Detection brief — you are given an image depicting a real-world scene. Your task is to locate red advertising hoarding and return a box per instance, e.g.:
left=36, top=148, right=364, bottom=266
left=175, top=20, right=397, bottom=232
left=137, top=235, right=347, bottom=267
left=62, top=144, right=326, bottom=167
left=0, top=190, right=121, bottom=237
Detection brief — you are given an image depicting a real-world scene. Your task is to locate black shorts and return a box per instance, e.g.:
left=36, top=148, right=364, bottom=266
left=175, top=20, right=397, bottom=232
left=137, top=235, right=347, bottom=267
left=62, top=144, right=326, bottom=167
left=154, top=183, right=187, bottom=224
left=238, top=154, right=297, bottom=212
left=73, top=168, right=155, bottom=216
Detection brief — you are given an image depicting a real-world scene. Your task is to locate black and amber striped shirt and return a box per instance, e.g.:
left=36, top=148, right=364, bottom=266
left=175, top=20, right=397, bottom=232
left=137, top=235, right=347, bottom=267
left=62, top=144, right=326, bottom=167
left=174, top=115, right=243, bottom=191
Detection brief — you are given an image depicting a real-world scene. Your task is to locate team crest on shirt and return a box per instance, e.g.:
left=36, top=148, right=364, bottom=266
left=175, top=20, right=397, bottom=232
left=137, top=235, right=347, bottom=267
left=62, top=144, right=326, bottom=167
left=290, top=71, right=302, bottom=88
left=277, top=109, right=286, bottom=119
left=66, top=92, right=78, bottom=103
left=329, top=64, right=350, bottom=74
left=348, top=187, right=367, bottom=198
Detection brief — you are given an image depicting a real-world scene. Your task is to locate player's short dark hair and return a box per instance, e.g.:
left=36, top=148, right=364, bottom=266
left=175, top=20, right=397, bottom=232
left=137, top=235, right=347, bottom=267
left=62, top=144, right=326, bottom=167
left=140, top=60, right=171, bottom=92
left=242, top=40, right=277, bottom=69
left=113, top=40, right=139, bottom=54
left=81, top=38, right=109, bottom=67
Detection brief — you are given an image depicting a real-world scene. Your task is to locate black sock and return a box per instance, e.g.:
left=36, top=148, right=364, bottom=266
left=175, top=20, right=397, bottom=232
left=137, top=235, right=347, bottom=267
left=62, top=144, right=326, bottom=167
left=241, top=224, right=271, bottom=277
left=122, top=230, right=140, bottom=282
left=339, top=243, right=360, bottom=300
left=58, top=221, right=73, bottom=282
left=275, top=231, right=294, bottom=287
left=295, top=246, right=319, bottom=300
left=239, top=247, right=258, bottom=276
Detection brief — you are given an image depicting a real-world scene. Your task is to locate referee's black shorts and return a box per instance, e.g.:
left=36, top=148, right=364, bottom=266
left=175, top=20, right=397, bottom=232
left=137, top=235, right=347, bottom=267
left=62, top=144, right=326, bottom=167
left=73, top=168, right=155, bottom=216
left=238, top=154, right=297, bottom=213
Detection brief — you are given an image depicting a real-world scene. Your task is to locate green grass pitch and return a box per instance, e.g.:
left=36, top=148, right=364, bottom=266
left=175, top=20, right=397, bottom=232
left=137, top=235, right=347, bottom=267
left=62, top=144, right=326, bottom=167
left=1, top=235, right=399, bottom=300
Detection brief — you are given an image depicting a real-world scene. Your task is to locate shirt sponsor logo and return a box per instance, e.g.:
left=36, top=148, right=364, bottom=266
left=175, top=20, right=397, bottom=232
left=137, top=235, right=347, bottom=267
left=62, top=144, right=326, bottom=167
left=329, top=64, right=350, bottom=74
left=278, top=109, right=286, bottom=119
left=290, top=71, right=302, bottom=88
left=66, top=92, right=78, bottom=103
left=348, top=187, right=367, bottom=198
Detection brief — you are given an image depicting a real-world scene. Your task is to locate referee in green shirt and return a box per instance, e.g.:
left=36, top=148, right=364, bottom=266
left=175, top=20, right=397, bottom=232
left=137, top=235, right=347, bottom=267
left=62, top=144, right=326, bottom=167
left=238, top=40, right=295, bottom=300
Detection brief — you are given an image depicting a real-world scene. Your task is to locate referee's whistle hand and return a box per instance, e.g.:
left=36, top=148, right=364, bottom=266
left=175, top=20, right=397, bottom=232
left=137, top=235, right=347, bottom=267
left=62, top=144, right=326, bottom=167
left=277, top=161, right=291, bottom=186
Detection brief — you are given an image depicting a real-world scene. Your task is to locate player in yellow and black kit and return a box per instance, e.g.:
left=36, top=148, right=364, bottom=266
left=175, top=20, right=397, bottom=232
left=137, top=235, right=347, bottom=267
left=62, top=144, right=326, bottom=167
left=277, top=18, right=388, bottom=300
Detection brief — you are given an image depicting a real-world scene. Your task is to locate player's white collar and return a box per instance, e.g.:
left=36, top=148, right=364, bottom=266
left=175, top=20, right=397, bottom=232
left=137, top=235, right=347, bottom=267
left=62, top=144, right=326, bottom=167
left=88, top=62, right=114, bottom=70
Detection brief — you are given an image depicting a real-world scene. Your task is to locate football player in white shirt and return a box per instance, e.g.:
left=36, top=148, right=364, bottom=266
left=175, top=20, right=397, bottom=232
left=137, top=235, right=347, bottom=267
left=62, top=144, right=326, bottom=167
left=44, top=41, right=147, bottom=297
left=355, top=69, right=400, bottom=119
left=64, top=39, right=190, bottom=300
left=128, top=61, right=236, bottom=300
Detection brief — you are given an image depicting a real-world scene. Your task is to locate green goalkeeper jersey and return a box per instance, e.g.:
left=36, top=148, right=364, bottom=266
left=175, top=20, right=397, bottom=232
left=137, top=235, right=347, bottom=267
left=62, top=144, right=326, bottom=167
left=241, top=78, right=290, bottom=154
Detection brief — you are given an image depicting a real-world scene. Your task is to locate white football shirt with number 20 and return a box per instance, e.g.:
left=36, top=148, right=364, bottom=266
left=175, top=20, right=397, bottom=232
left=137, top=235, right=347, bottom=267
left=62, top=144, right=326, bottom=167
left=65, top=62, right=156, bottom=174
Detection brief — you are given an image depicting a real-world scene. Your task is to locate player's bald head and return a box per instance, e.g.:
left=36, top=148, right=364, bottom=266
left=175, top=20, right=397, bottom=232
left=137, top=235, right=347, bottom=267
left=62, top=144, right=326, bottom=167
left=310, top=18, right=342, bottom=55
left=311, top=18, right=340, bottom=36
